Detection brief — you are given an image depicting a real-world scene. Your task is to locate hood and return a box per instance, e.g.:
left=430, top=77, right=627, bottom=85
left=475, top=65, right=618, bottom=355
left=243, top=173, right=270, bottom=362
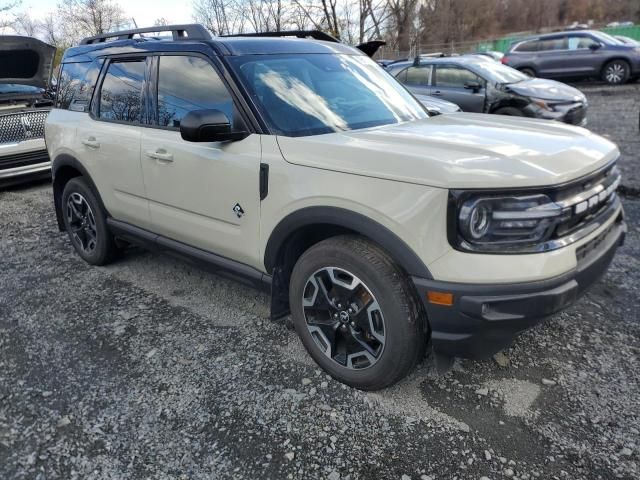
left=504, top=78, right=585, bottom=102
left=0, top=36, right=56, bottom=88
left=276, top=113, right=618, bottom=189
left=414, top=94, right=461, bottom=114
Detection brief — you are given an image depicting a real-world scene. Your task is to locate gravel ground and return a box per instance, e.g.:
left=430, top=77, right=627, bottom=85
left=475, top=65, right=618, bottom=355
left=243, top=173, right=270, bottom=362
left=1, top=86, right=639, bottom=480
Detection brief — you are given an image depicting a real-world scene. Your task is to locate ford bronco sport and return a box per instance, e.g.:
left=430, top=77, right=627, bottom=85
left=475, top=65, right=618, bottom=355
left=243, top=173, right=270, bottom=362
left=1, top=36, right=55, bottom=187
left=46, top=25, right=626, bottom=390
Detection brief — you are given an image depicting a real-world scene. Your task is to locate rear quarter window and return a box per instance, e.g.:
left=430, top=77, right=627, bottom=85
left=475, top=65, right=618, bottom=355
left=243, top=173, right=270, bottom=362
left=56, top=59, right=104, bottom=112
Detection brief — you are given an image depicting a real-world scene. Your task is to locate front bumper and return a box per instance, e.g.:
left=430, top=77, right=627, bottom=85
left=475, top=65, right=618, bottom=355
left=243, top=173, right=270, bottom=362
left=413, top=212, right=626, bottom=359
left=0, top=148, right=51, bottom=187
left=524, top=101, right=588, bottom=126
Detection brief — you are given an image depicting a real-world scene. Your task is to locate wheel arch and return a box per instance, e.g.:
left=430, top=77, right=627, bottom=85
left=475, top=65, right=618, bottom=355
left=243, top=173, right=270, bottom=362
left=264, top=206, right=433, bottom=319
left=601, top=57, right=632, bottom=74
left=52, top=154, right=107, bottom=232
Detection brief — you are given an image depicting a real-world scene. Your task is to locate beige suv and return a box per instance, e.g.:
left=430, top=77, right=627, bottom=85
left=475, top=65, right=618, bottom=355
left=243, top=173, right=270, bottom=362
left=45, top=25, right=626, bottom=390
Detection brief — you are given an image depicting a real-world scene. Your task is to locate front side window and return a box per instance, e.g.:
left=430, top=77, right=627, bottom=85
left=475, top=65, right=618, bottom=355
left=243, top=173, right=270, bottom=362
left=98, top=60, right=146, bottom=123
left=156, top=55, right=234, bottom=128
left=228, top=54, right=428, bottom=137
left=434, top=66, right=483, bottom=88
left=57, top=59, right=103, bottom=111
left=567, top=35, right=600, bottom=50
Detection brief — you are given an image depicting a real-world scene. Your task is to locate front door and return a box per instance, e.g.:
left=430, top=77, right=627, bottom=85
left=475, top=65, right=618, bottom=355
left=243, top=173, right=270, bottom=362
left=432, top=64, right=486, bottom=112
left=140, top=55, right=261, bottom=269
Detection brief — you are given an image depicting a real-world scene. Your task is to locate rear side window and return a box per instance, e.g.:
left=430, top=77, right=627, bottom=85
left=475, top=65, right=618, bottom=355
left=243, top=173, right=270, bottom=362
left=514, top=40, right=539, bottom=52
left=402, top=66, right=431, bottom=86
left=538, top=37, right=567, bottom=51
left=156, top=56, right=234, bottom=129
left=98, top=60, right=146, bottom=124
left=56, top=59, right=103, bottom=112
left=434, top=66, right=483, bottom=88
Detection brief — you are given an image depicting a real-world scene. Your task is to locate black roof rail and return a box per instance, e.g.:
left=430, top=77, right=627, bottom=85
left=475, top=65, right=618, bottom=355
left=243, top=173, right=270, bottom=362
left=221, top=30, right=340, bottom=43
left=80, top=24, right=212, bottom=45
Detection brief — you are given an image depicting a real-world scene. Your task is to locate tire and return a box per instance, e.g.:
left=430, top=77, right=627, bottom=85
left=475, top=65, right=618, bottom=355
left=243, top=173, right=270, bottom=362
left=602, top=60, right=630, bottom=85
left=494, top=106, right=524, bottom=117
left=61, top=177, right=120, bottom=265
left=519, top=67, right=535, bottom=77
left=289, top=235, right=426, bottom=390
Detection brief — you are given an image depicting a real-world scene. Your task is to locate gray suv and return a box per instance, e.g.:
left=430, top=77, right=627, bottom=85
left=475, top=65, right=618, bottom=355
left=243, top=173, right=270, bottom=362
left=503, top=30, right=640, bottom=85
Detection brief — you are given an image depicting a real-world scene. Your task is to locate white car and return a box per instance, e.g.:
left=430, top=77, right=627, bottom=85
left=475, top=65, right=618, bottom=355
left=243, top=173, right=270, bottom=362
left=0, top=36, right=55, bottom=187
left=46, top=25, right=626, bottom=390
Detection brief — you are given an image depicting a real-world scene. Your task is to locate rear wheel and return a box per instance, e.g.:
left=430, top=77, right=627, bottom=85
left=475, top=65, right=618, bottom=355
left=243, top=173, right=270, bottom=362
left=602, top=60, right=630, bottom=85
left=519, top=67, right=535, bottom=77
left=494, top=106, right=524, bottom=117
left=289, top=236, right=426, bottom=390
left=62, top=177, right=120, bottom=265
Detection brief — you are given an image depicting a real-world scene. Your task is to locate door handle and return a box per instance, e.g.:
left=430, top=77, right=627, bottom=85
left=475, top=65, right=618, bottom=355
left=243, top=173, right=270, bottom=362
left=145, top=150, right=174, bottom=163
left=432, top=91, right=442, bottom=96
left=81, top=137, right=100, bottom=149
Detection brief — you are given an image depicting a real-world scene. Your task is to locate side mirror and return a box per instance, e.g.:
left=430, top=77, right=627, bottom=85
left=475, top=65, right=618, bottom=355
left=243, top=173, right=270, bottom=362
left=589, top=43, right=601, bottom=51
left=180, top=109, right=248, bottom=142
left=464, top=81, right=482, bottom=92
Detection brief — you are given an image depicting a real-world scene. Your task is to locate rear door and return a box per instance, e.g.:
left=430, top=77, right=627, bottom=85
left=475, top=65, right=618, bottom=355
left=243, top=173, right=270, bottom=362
left=432, top=64, right=485, bottom=112
left=77, top=57, right=151, bottom=229
left=396, top=65, right=432, bottom=96
left=140, top=54, right=261, bottom=268
left=532, top=36, right=569, bottom=78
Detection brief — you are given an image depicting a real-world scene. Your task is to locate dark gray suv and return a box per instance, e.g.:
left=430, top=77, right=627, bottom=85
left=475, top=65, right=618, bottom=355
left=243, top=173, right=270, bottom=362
left=503, top=30, right=640, bottom=85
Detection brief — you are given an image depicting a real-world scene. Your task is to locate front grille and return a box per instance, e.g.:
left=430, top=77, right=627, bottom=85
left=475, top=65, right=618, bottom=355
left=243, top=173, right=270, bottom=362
left=550, top=162, right=621, bottom=240
left=0, top=149, right=50, bottom=170
left=0, top=110, right=49, bottom=145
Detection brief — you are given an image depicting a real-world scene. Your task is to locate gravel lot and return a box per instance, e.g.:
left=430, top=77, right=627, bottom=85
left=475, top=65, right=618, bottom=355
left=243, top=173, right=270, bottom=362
left=1, top=85, right=639, bottom=480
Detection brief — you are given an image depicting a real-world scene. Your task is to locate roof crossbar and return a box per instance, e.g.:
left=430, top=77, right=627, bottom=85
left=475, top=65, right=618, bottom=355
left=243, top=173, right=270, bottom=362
left=222, top=30, right=340, bottom=43
left=80, top=24, right=212, bottom=45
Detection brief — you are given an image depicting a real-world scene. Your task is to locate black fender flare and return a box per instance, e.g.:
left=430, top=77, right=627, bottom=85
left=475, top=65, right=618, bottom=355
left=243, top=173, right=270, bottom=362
left=52, top=154, right=109, bottom=230
left=263, top=206, right=433, bottom=280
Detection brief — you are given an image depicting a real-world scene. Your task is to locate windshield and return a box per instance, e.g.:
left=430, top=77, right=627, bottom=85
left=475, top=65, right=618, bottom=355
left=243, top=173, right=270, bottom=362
left=0, top=84, right=43, bottom=95
left=470, top=61, right=529, bottom=84
left=228, top=54, right=428, bottom=137
left=591, top=31, right=625, bottom=45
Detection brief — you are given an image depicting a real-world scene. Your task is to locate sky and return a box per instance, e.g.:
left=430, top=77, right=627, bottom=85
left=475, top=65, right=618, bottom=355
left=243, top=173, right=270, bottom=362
left=17, top=0, right=195, bottom=27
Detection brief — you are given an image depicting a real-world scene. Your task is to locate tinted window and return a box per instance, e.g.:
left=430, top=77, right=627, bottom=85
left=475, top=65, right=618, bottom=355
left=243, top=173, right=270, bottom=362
left=157, top=56, right=234, bottom=129
left=403, top=66, right=430, bottom=86
left=57, top=59, right=103, bottom=111
left=538, top=37, right=567, bottom=51
left=229, top=54, right=427, bottom=137
left=434, top=66, right=483, bottom=88
left=567, top=35, right=599, bottom=50
left=99, top=60, right=146, bottom=123
left=514, top=40, right=539, bottom=52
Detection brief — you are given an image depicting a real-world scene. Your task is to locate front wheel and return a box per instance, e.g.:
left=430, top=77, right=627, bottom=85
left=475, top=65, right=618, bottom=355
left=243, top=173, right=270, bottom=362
left=289, top=236, right=427, bottom=390
left=519, top=67, right=536, bottom=78
left=602, top=60, right=630, bottom=85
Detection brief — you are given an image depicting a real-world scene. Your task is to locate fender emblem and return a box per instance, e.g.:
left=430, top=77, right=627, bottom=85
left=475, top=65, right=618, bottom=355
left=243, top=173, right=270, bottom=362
left=233, top=203, right=245, bottom=218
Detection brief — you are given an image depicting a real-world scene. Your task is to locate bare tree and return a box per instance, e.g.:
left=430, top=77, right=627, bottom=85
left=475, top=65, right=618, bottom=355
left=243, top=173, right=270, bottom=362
left=0, top=1, right=19, bottom=29
left=13, top=11, right=39, bottom=36
left=193, top=0, right=241, bottom=35
left=57, top=0, right=126, bottom=42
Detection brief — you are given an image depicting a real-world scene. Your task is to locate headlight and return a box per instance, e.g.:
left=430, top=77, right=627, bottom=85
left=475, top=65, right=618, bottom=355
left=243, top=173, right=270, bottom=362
left=455, top=194, right=571, bottom=252
left=530, top=97, right=556, bottom=111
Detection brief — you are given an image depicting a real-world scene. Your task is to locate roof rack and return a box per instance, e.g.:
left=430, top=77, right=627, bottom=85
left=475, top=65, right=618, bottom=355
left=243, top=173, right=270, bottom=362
left=221, top=30, right=340, bottom=43
left=80, top=24, right=212, bottom=45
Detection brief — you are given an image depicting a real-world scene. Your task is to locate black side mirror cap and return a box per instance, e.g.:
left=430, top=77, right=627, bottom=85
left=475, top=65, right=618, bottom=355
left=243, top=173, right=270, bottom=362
left=180, top=109, right=248, bottom=142
left=589, top=43, right=601, bottom=50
